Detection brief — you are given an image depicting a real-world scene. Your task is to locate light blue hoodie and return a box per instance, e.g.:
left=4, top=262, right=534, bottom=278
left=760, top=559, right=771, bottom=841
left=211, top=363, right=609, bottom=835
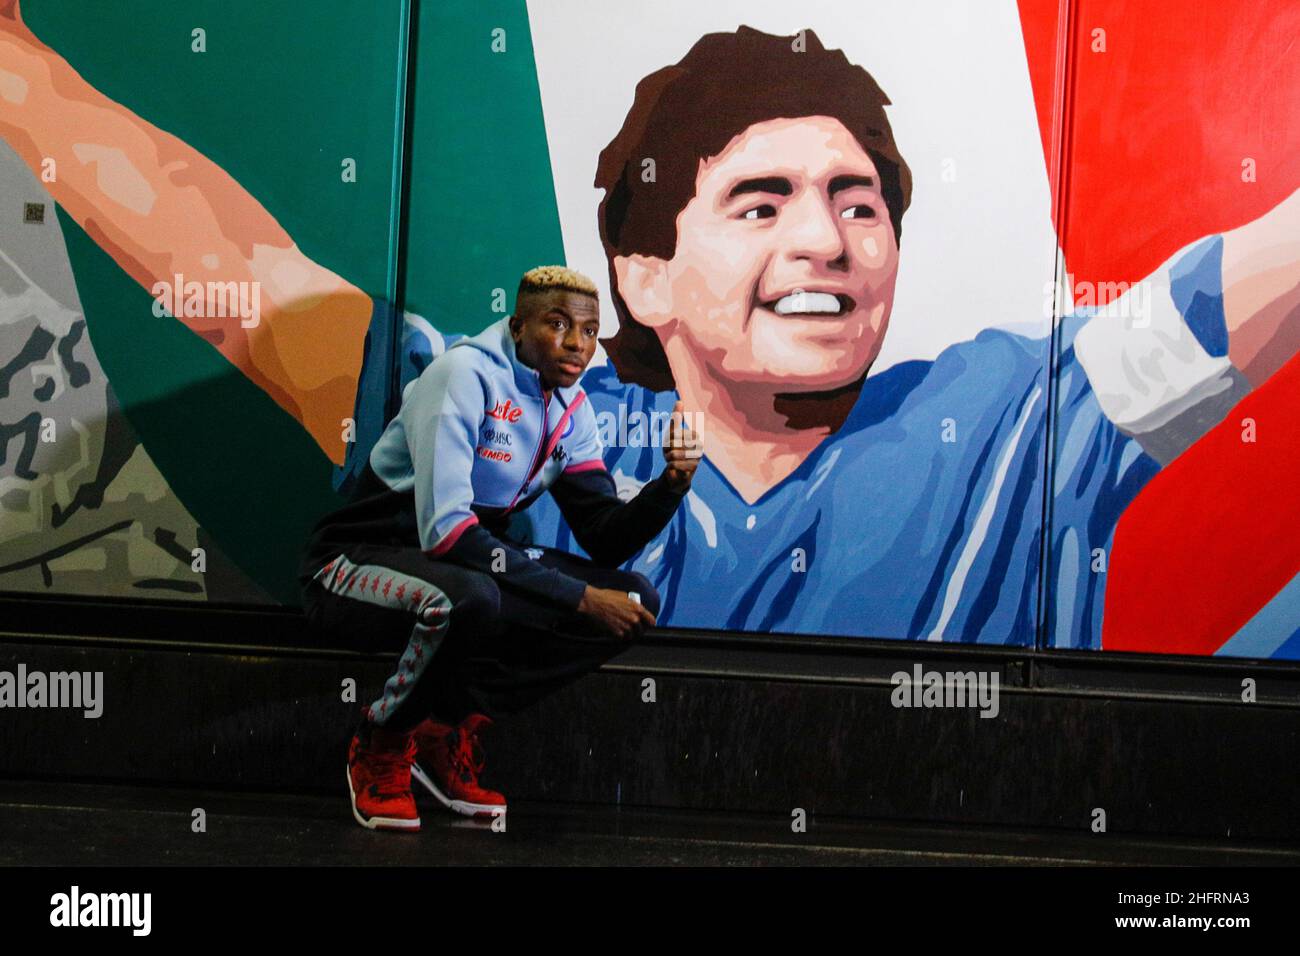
left=301, top=315, right=687, bottom=610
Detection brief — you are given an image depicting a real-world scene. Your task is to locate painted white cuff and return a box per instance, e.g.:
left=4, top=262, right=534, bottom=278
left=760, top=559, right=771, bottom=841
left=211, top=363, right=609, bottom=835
left=1074, top=248, right=1249, bottom=465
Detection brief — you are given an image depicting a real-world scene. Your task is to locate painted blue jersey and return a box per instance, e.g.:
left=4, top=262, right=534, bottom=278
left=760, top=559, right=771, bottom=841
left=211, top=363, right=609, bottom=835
left=515, top=235, right=1246, bottom=648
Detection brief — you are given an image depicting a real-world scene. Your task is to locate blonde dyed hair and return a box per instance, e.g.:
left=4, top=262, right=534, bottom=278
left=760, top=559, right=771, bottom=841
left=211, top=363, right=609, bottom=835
left=518, top=265, right=598, bottom=298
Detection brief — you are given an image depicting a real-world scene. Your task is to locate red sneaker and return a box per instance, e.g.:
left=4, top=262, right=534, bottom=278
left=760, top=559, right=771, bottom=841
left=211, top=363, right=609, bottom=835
left=411, top=714, right=507, bottom=818
left=346, top=722, right=421, bottom=831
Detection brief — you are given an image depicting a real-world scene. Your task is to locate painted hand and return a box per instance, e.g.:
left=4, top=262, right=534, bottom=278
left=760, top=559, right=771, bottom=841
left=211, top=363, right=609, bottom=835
left=662, top=399, right=703, bottom=493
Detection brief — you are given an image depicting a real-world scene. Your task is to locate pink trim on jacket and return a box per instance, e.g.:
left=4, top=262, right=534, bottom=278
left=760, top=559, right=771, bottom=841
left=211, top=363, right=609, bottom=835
left=535, top=391, right=588, bottom=484
left=425, top=513, right=480, bottom=557
left=563, top=458, right=607, bottom=475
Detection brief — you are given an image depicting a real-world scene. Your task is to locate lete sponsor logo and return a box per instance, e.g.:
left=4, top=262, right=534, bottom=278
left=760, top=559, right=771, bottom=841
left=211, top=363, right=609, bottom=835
left=486, top=399, right=524, bottom=423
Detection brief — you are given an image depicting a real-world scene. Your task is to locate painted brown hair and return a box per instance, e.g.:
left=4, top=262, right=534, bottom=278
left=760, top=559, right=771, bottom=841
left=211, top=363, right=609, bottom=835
left=595, top=25, right=913, bottom=391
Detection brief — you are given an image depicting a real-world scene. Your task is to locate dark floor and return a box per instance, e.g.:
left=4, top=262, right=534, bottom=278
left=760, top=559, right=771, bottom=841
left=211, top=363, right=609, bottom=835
left=2, top=779, right=1298, bottom=866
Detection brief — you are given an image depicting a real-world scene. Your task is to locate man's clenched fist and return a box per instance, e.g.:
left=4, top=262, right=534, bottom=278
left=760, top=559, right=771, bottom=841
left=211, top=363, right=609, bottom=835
left=577, top=586, right=656, bottom=640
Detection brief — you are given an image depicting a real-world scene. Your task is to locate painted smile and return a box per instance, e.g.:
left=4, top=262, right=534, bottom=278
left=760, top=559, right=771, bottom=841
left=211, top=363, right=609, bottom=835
left=761, top=290, right=857, bottom=317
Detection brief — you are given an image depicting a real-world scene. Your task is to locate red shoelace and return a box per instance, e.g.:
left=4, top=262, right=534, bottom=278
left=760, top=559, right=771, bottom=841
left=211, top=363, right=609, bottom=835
left=449, top=728, right=486, bottom=783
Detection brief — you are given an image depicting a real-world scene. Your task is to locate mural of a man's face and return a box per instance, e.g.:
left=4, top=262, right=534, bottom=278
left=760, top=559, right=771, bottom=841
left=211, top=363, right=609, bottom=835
left=615, top=115, right=901, bottom=392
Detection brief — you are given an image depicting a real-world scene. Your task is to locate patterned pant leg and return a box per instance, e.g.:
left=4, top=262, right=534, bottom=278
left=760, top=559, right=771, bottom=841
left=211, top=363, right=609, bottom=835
left=307, top=549, right=456, bottom=726
left=303, top=540, right=665, bottom=723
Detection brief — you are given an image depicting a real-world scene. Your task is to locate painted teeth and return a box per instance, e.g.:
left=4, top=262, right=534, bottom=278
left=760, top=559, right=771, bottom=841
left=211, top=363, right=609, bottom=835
left=773, top=291, right=842, bottom=315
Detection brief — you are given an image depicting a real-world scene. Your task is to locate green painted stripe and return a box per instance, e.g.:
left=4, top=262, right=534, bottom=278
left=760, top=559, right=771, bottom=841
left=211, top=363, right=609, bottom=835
left=42, top=0, right=410, bottom=603
left=401, top=0, right=565, bottom=334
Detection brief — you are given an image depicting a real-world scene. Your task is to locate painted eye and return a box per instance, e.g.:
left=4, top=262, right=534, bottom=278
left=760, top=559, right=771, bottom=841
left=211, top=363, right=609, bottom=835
left=840, top=205, right=876, bottom=220
left=742, top=204, right=777, bottom=220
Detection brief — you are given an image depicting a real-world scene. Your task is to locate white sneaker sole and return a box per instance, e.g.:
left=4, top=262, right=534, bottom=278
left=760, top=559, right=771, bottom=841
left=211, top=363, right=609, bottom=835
left=411, top=761, right=506, bottom=819
left=346, top=766, right=420, bottom=831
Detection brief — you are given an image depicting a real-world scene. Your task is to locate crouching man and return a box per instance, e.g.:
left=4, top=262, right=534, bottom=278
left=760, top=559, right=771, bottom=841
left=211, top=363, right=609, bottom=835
left=298, top=266, right=701, bottom=830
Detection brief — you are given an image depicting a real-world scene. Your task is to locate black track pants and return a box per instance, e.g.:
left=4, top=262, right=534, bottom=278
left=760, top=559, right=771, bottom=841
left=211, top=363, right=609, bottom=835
left=300, top=541, right=661, bottom=731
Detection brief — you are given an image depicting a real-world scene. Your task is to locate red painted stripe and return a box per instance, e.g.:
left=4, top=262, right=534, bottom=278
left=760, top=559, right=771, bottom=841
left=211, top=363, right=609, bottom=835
left=1103, top=349, right=1300, bottom=655
left=1019, top=0, right=1299, bottom=304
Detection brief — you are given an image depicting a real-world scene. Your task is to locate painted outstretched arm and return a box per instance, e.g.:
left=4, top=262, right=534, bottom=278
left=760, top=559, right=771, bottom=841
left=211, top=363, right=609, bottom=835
left=1221, top=188, right=1300, bottom=388
left=1074, top=188, right=1300, bottom=465
left=0, top=2, right=371, bottom=465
